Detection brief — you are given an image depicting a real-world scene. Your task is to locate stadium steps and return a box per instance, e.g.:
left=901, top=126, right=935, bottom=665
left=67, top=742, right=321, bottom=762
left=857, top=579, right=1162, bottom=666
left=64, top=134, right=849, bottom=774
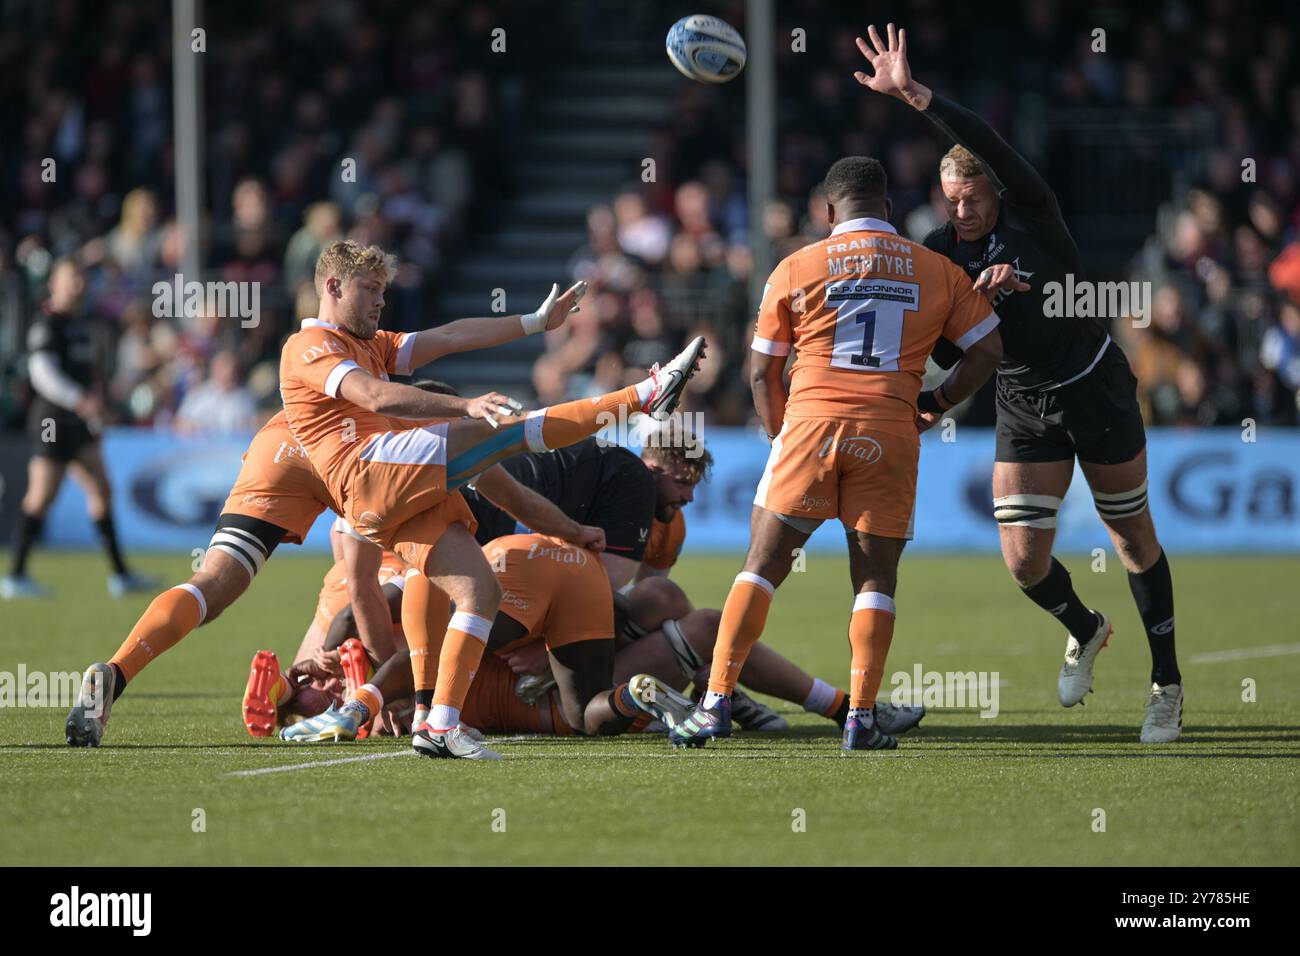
left=427, top=57, right=672, bottom=396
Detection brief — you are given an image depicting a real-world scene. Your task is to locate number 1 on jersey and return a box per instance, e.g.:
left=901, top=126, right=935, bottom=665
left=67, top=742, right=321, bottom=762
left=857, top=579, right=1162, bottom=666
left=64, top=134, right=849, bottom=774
left=828, top=280, right=921, bottom=373
left=854, top=310, right=879, bottom=367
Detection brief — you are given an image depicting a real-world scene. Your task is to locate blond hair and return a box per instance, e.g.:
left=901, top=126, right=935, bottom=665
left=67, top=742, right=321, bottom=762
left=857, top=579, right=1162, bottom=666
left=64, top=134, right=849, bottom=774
left=939, top=145, right=987, bottom=179
left=313, top=240, right=397, bottom=295
left=641, top=442, right=714, bottom=484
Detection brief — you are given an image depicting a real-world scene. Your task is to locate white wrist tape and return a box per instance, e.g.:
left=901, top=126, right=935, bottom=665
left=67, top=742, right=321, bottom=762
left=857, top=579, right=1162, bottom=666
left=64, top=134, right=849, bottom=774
left=521, top=283, right=560, bottom=335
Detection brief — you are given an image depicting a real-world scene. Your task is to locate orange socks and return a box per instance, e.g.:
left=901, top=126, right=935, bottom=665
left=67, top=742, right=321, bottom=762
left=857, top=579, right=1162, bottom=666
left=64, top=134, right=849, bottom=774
left=525, top=385, right=642, bottom=452
left=109, top=584, right=206, bottom=683
left=706, top=573, right=775, bottom=698
left=848, top=593, right=897, bottom=709
left=429, top=611, right=493, bottom=729
left=401, top=573, right=450, bottom=693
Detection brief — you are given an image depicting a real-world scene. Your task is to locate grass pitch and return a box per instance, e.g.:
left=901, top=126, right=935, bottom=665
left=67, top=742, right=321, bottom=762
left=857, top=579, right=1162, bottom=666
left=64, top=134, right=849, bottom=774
left=1, top=551, right=1297, bottom=866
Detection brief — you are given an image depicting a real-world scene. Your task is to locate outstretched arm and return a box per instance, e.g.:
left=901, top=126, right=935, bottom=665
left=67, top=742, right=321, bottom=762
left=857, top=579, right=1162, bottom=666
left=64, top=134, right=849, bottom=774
left=405, top=281, right=587, bottom=367
left=337, top=368, right=521, bottom=425
left=472, top=464, right=606, bottom=551
left=851, top=22, right=1055, bottom=210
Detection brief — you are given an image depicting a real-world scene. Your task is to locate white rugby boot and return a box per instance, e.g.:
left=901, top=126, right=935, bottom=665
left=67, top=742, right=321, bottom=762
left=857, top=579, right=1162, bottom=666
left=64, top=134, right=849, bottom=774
left=1140, top=683, right=1183, bottom=743
left=1057, top=611, right=1112, bottom=707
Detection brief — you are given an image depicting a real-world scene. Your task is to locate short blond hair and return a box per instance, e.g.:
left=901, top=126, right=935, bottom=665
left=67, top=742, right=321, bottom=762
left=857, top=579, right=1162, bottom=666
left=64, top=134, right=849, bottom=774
left=313, top=239, right=396, bottom=295
left=939, top=145, right=987, bottom=180
left=642, top=442, right=713, bottom=484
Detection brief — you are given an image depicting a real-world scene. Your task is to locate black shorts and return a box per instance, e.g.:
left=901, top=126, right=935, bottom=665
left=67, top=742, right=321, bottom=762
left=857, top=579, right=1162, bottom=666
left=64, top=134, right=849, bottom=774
left=26, top=412, right=99, bottom=463
left=994, top=345, right=1147, bottom=465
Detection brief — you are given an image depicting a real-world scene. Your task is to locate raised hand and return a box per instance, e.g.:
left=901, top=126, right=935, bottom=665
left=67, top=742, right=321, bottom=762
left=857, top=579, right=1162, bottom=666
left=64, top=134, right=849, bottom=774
left=546, top=281, right=588, bottom=331
left=852, top=22, right=931, bottom=111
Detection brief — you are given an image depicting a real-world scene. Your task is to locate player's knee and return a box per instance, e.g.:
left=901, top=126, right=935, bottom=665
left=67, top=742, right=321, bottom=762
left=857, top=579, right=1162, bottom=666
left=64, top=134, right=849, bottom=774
left=1003, top=550, right=1050, bottom=589
left=633, top=576, right=691, bottom=620
left=683, top=608, right=722, bottom=651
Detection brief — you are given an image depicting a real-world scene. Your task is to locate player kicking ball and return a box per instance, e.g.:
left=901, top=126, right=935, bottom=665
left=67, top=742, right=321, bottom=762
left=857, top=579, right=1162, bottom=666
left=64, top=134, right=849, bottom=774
left=854, top=23, right=1183, bottom=741
left=278, top=240, right=705, bottom=759
left=669, top=156, right=1003, bottom=753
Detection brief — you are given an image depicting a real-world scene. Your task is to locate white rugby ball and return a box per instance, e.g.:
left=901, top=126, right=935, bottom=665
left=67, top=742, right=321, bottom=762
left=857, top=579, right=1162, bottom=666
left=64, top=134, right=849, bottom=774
left=666, top=15, right=746, bottom=83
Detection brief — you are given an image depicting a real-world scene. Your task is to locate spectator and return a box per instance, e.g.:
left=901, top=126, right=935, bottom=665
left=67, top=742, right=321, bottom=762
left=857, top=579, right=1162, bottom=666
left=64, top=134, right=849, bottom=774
left=174, top=350, right=257, bottom=435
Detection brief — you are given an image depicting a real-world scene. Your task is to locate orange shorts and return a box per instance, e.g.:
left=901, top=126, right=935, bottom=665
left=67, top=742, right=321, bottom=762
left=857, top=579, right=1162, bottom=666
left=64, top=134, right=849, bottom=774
left=485, top=534, right=614, bottom=652
left=222, top=425, right=331, bottom=544
left=462, top=654, right=573, bottom=735
left=345, top=424, right=452, bottom=547
left=754, top=415, right=918, bottom=538
left=389, top=493, right=478, bottom=576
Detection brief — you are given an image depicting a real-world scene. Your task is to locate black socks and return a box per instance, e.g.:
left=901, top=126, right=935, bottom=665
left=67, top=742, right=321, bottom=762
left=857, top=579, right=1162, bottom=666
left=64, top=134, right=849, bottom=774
left=1128, top=550, right=1180, bottom=686
left=1021, top=558, right=1100, bottom=642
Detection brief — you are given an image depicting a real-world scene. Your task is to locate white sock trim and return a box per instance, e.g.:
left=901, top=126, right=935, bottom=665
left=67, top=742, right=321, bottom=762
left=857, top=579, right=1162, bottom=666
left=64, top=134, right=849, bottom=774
left=524, top=409, right=548, bottom=452
left=803, top=678, right=837, bottom=715
left=429, top=705, right=460, bottom=731
left=734, top=571, right=775, bottom=596
left=448, top=611, right=493, bottom=643
left=358, top=682, right=384, bottom=711
left=174, top=583, right=207, bottom=625
left=633, top=376, right=656, bottom=406
left=852, top=591, right=896, bottom=615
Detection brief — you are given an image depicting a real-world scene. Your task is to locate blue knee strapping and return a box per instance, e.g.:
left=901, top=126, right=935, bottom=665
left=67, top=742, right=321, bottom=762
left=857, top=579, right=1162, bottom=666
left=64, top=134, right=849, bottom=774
left=445, top=423, right=525, bottom=488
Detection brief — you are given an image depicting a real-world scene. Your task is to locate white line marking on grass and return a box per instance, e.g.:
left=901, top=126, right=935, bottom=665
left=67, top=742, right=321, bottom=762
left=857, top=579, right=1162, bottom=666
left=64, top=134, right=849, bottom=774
left=223, top=736, right=533, bottom=777
left=225, top=750, right=413, bottom=776
left=1189, top=642, right=1300, bottom=664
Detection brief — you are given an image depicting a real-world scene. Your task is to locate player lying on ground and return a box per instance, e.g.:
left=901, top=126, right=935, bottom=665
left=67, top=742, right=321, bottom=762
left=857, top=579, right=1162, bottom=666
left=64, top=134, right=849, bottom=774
left=241, top=527, right=412, bottom=737
left=63, top=282, right=605, bottom=746
left=671, top=153, right=1003, bottom=753
left=244, top=460, right=610, bottom=738
left=269, top=530, right=924, bottom=740
left=855, top=22, right=1183, bottom=741
left=278, top=239, right=706, bottom=759
left=279, top=533, right=661, bottom=740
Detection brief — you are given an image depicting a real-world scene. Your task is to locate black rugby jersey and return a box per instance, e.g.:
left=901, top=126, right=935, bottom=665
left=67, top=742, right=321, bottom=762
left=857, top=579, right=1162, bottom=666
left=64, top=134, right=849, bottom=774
left=462, top=438, right=655, bottom=557
left=26, top=308, right=99, bottom=420
left=922, top=94, right=1109, bottom=391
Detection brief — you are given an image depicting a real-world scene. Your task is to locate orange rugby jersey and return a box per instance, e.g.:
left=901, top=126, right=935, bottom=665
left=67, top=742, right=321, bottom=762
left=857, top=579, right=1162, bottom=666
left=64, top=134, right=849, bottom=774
left=484, top=534, right=613, bottom=652
left=222, top=410, right=335, bottom=542
left=312, top=549, right=409, bottom=635
left=279, top=318, right=417, bottom=503
left=642, top=510, right=686, bottom=571
left=753, top=217, right=999, bottom=423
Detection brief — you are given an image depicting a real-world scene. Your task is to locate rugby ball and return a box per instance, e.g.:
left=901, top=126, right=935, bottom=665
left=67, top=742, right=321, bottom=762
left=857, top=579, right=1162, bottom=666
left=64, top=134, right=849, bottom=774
left=666, top=15, right=746, bottom=83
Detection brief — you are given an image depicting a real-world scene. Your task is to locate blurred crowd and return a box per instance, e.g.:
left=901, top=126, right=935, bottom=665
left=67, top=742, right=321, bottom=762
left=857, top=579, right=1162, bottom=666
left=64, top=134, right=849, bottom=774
left=541, top=0, right=1300, bottom=427
left=0, top=0, right=547, bottom=430
left=1, top=0, right=1298, bottom=433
